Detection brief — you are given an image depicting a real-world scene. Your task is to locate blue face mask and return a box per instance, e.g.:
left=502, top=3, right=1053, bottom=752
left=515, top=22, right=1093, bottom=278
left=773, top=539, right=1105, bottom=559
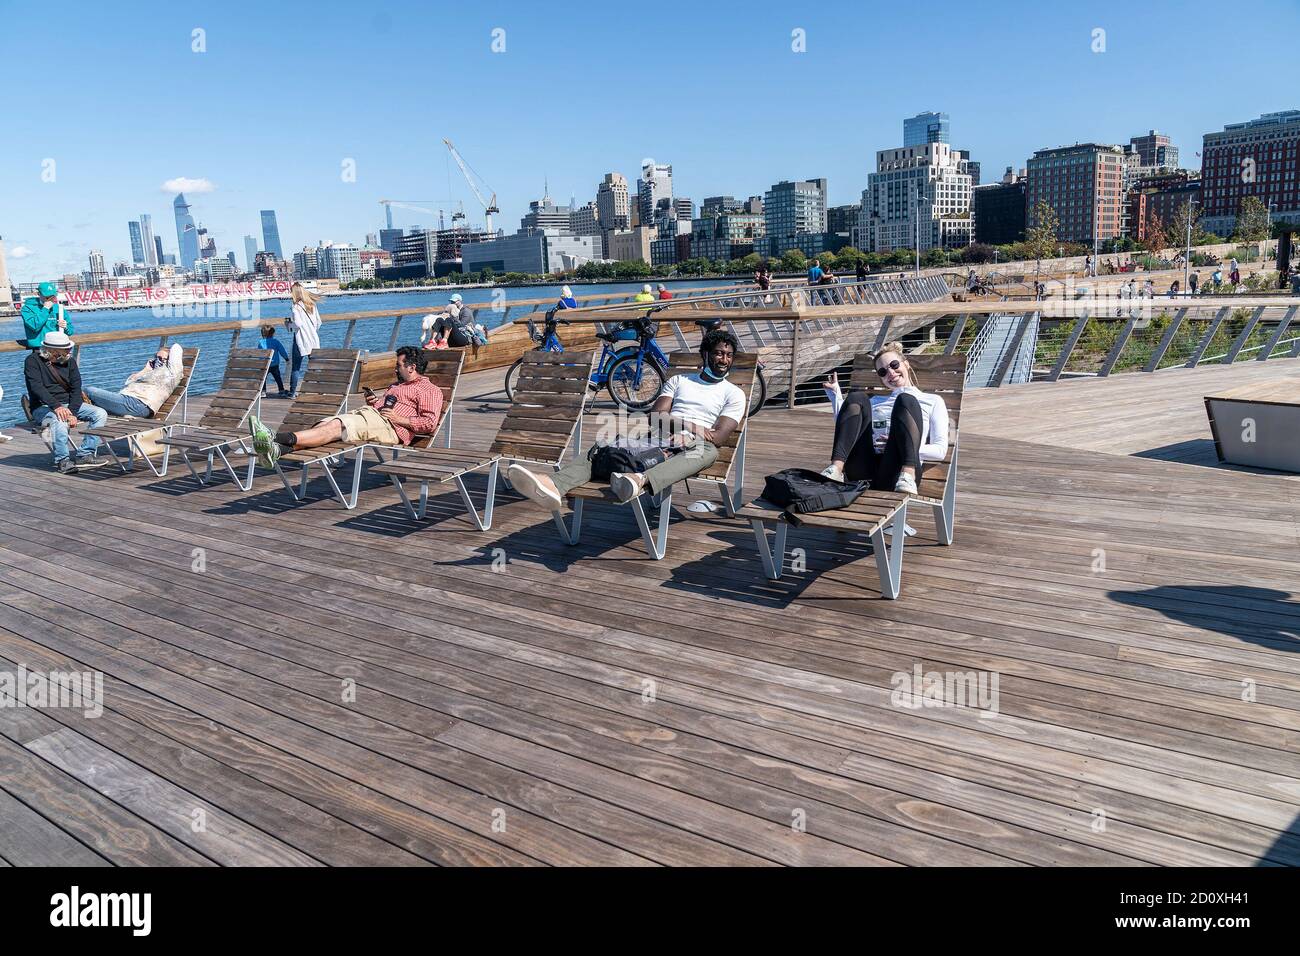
left=700, top=356, right=730, bottom=381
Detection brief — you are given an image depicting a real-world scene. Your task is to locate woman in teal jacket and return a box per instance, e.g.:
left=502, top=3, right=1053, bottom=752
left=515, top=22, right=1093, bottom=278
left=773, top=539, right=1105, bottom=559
left=21, top=281, right=73, bottom=348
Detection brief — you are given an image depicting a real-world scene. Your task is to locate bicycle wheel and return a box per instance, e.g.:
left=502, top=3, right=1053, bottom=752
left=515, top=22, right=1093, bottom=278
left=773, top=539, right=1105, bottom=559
left=504, top=357, right=525, bottom=403
left=605, top=353, right=666, bottom=411
left=748, top=366, right=768, bottom=418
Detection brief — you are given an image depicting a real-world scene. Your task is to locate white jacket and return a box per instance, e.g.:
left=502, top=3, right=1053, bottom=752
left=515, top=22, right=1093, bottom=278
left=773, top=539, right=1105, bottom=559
left=120, top=343, right=184, bottom=413
left=287, top=303, right=322, bottom=355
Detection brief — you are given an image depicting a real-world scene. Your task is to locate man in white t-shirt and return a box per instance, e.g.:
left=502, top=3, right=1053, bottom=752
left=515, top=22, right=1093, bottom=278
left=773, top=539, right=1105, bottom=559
left=508, top=329, right=746, bottom=508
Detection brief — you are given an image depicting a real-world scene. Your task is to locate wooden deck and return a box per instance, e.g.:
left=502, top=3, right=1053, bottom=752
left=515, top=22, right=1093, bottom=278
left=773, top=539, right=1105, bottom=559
left=0, top=365, right=1297, bottom=866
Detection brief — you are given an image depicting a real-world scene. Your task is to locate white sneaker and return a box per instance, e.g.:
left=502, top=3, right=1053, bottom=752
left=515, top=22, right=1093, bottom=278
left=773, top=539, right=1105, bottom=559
left=820, top=464, right=845, bottom=483
left=507, top=463, right=562, bottom=511
left=609, top=471, right=648, bottom=503
left=894, top=472, right=918, bottom=495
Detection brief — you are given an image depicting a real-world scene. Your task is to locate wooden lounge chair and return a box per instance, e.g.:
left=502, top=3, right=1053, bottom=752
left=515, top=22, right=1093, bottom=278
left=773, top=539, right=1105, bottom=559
left=556, top=351, right=757, bottom=560
left=277, top=349, right=466, bottom=510
left=737, top=353, right=966, bottom=600
left=78, top=347, right=200, bottom=476
left=369, top=349, right=598, bottom=531
left=155, top=347, right=272, bottom=490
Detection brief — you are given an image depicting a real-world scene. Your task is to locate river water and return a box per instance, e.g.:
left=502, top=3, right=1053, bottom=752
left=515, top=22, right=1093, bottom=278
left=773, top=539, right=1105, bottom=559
left=0, top=279, right=725, bottom=427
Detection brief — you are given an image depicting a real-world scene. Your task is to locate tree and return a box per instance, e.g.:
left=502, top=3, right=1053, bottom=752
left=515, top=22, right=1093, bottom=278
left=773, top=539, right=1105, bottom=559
left=1234, top=196, right=1270, bottom=242
left=1024, top=201, right=1059, bottom=279
left=921, top=247, right=948, bottom=268
left=960, top=243, right=995, bottom=264
left=1141, top=212, right=1169, bottom=252
left=778, top=249, right=808, bottom=273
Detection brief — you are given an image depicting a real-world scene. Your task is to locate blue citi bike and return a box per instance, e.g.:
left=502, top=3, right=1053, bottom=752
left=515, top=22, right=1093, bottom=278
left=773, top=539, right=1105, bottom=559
left=504, top=306, right=767, bottom=415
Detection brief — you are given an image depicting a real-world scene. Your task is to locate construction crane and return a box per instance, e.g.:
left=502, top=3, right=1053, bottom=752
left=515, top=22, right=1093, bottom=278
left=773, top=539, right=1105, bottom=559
left=443, top=139, right=500, bottom=235
left=378, top=199, right=467, bottom=232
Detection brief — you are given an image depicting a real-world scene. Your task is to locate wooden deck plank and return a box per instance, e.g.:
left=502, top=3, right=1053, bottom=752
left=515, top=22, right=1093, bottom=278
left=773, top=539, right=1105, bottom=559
left=0, top=360, right=1296, bottom=866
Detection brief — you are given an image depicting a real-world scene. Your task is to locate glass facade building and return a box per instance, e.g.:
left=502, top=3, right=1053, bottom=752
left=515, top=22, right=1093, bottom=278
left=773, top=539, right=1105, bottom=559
left=903, top=111, right=950, bottom=148
left=260, top=210, right=283, bottom=260
left=174, top=193, right=200, bottom=271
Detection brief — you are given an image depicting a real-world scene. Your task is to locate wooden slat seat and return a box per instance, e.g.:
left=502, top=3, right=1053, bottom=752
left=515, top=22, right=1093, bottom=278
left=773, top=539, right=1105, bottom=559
left=273, top=349, right=467, bottom=510
left=555, top=352, right=757, bottom=560
left=742, top=353, right=967, bottom=599
left=83, top=347, right=200, bottom=477
left=151, top=348, right=272, bottom=490
left=369, top=349, right=596, bottom=530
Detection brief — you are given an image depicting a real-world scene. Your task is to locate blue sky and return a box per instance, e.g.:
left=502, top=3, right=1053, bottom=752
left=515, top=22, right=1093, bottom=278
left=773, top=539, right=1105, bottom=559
left=4, top=0, right=1299, bottom=282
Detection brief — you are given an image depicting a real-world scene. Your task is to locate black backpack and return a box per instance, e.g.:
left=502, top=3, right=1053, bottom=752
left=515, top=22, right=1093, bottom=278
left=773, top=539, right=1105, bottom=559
left=587, top=441, right=670, bottom=481
left=762, top=468, right=868, bottom=521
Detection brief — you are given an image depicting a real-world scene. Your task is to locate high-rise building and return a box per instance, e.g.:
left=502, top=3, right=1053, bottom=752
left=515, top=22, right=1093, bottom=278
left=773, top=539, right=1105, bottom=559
left=293, top=248, right=319, bottom=279
left=701, top=196, right=742, bottom=218
left=194, top=256, right=237, bottom=281
left=828, top=204, right=860, bottom=236
left=673, top=197, right=694, bottom=223
left=862, top=143, right=973, bottom=252
left=691, top=211, right=764, bottom=262
left=1129, top=130, right=1180, bottom=169
left=521, top=195, right=573, bottom=231
left=153, top=235, right=165, bottom=265
left=606, top=226, right=654, bottom=265
left=128, top=221, right=146, bottom=265
left=1127, top=173, right=1200, bottom=244
left=316, top=243, right=362, bottom=283
left=378, top=228, right=405, bottom=253
left=597, top=173, right=631, bottom=233
left=1025, top=143, right=1129, bottom=245
left=637, top=162, right=673, bottom=227
left=197, top=226, right=216, bottom=259
left=973, top=177, right=1027, bottom=245
left=569, top=201, right=601, bottom=237
left=244, top=235, right=258, bottom=273
left=260, top=210, right=283, bottom=260
left=761, top=178, right=828, bottom=256
left=1200, top=110, right=1300, bottom=237
left=139, top=214, right=157, bottom=267
left=88, top=249, right=108, bottom=286
left=365, top=232, right=378, bottom=248
left=173, top=193, right=200, bottom=271
left=957, top=151, right=981, bottom=187
left=903, top=111, right=950, bottom=147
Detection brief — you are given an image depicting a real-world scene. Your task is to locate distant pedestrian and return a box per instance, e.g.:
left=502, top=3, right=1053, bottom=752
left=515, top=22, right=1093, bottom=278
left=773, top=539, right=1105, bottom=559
left=1168, top=279, right=1180, bottom=298
left=856, top=261, right=868, bottom=282
left=556, top=285, right=578, bottom=310
left=634, top=284, right=655, bottom=304
left=286, top=282, right=322, bottom=397
left=754, top=265, right=771, bottom=291
left=1189, top=272, right=1200, bottom=295
left=808, top=259, right=823, bottom=285
left=1212, top=268, right=1223, bottom=291
left=1230, top=266, right=1241, bottom=287
left=657, top=283, right=673, bottom=301
left=1084, top=255, right=1095, bottom=278
left=1143, top=278, right=1155, bottom=298
left=257, top=325, right=290, bottom=397
left=1230, top=256, right=1240, bottom=273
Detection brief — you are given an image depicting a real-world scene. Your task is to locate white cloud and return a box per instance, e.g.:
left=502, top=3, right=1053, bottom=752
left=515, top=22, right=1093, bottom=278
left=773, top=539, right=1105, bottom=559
left=161, top=177, right=216, bottom=194
left=9, top=245, right=34, bottom=258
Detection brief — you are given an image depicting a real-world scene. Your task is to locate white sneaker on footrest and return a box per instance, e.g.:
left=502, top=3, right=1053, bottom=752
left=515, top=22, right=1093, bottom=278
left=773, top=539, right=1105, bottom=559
left=894, top=473, right=918, bottom=495
left=820, top=464, right=845, bottom=483
left=507, top=463, right=562, bottom=511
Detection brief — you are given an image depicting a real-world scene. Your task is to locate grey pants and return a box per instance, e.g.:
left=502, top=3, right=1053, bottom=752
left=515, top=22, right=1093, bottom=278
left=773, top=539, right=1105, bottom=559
left=550, top=441, right=719, bottom=497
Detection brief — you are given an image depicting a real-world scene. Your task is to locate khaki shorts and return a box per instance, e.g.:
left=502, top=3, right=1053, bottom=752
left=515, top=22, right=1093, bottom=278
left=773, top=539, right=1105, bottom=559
left=322, top=407, right=399, bottom=445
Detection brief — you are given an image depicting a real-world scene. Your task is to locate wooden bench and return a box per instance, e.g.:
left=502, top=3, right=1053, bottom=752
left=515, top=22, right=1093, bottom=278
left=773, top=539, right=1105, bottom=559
left=278, top=349, right=465, bottom=509
left=79, top=347, right=200, bottom=477
left=155, top=348, right=272, bottom=490
left=370, top=349, right=598, bottom=530
left=737, top=353, right=966, bottom=599
left=557, top=351, right=757, bottom=560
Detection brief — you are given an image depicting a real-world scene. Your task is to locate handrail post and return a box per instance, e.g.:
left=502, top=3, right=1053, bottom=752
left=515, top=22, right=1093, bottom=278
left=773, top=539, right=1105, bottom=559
left=1222, top=306, right=1266, bottom=363
left=342, top=319, right=357, bottom=348
left=787, top=318, right=801, bottom=409
left=1186, top=307, right=1231, bottom=367
left=387, top=314, right=403, bottom=351
left=1048, top=311, right=1090, bottom=382
left=1145, top=308, right=1188, bottom=371
left=1257, top=305, right=1297, bottom=361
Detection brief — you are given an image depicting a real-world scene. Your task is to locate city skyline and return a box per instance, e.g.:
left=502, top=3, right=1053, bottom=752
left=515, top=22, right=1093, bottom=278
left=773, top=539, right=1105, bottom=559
left=4, top=0, right=1300, bottom=283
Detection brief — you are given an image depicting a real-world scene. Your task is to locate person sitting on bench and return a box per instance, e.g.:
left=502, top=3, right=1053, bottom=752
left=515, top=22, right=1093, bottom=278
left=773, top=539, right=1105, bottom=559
left=248, top=346, right=443, bottom=469
left=820, top=341, right=949, bottom=495
left=23, top=331, right=108, bottom=473
left=84, top=342, right=184, bottom=418
left=508, top=328, right=747, bottom=508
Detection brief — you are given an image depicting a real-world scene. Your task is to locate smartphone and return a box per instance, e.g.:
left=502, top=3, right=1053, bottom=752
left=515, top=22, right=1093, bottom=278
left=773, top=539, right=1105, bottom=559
left=363, top=386, right=378, bottom=400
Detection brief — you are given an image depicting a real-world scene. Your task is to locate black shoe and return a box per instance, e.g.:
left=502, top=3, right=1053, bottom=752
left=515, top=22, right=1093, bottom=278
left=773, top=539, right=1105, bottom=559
left=74, top=454, right=108, bottom=470
left=56, top=457, right=76, bottom=474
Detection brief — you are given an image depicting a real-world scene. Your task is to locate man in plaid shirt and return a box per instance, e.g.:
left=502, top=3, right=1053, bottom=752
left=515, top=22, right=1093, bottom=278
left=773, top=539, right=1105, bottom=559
left=248, top=346, right=443, bottom=469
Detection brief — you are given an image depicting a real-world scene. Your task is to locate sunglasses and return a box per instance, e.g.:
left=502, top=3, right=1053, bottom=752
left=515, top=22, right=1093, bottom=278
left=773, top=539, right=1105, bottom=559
left=875, top=359, right=903, bottom=377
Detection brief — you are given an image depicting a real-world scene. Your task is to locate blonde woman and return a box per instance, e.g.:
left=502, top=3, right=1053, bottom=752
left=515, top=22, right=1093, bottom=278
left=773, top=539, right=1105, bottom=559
left=286, top=282, right=323, bottom=397
left=821, top=342, right=948, bottom=495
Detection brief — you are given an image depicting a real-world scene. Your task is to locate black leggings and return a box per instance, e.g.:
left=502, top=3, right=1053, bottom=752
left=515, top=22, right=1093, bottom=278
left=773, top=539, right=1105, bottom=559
left=831, top=391, right=923, bottom=489
left=265, top=365, right=285, bottom=392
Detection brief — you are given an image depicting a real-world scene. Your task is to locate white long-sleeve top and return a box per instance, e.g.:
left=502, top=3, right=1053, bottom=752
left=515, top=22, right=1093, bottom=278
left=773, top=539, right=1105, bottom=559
left=120, top=342, right=184, bottom=413
left=827, top=382, right=950, bottom=463
left=287, top=303, right=322, bottom=355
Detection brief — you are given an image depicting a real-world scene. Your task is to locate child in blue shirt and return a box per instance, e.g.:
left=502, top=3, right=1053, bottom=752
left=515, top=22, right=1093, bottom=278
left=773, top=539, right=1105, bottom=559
left=258, top=324, right=291, bottom=397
